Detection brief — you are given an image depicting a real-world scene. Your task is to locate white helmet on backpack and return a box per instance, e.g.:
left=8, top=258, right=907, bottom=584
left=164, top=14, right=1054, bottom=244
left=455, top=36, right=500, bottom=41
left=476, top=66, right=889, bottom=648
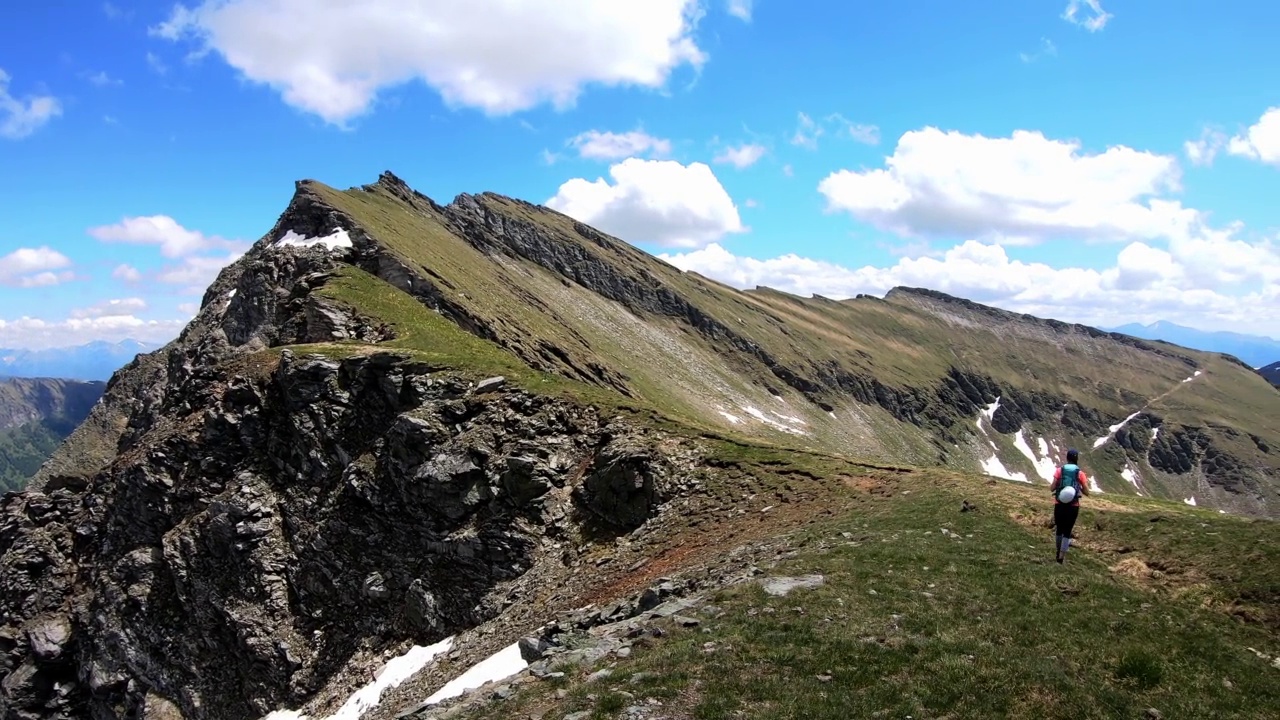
left=1057, top=485, right=1077, bottom=504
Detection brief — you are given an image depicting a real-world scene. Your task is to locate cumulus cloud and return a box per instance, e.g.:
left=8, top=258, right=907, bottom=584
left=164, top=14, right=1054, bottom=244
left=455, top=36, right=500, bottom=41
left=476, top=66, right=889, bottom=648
left=1062, top=0, right=1112, bottom=32
left=547, top=158, right=746, bottom=248
left=0, top=315, right=187, bottom=351
left=1227, top=107, right=1280, bottom=167
left=70, top=297, right=148, bottom=319
left=0, top=69, right=62, bottom=140
left=1185, top=127, right=1227, bottom=166
left=0, top=247, right=73, bottom=287
left=88, top=215, right=244, bottom=258
left=714, top=143, right=767, bottom=169
left=660, top=236, right=1280, bottom=335
left=156, top=252, right=244, bottom=294
left=113, top=264, right=143, bottom=283
left=152, top=0, right=707, bottom=124
left=569, top=129, right=671, bottom=160
left=726, top=0, right=752, bottom=21
left=818, top=127, right=1186, bottom=244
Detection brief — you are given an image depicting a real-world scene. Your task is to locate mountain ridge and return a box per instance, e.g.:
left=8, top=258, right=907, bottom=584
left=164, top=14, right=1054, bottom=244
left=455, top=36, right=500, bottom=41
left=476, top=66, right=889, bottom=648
left=0, top=339, right=158, bottom=381
left=1107, top=320, right=1280, bottom=369
left=4, top=170, right=1279, bottom=718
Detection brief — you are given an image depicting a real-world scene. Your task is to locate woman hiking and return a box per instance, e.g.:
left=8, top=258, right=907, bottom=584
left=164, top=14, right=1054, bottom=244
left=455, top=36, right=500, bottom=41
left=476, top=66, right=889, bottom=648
left=1049, top=448, right=1090, bottom=563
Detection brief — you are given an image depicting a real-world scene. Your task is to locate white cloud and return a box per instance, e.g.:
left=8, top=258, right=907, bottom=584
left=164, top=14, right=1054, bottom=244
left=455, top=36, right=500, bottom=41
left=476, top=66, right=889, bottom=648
left=714, top=143, right=766, bottom=169
left=178, top=302, right=200, bottom=316
left=547, top=158, right=746, bottom=249
left=112, top=264, right=143, bottom=282
left=88, top=215, right=244, bottom=258
left=818, top=126, right=1186, bottom=244
left=86, top=71, right=123, bottom=87
left=71, top=297, right=148, bottom=319
left=829, top=112, right=880, bottom=144
left=1227, top=107, right=1280, bottom=167
left=726, top=0, right=752, bottom=21
left=790, top=112, right=878, bottom=148
left=569, top=129, right=671, bottom=160
left=0, top=247, right=73, bottom=287
left=1062, top=0, right=1112, bottom=32
left=156, top=252, right=244, bottom=294
left=146, top=52, right=169, bottom=76
left=0, top=315, right=187, bottom=351
left=782, top=164, right=793, bottom=177
left=152, top=0, right=707, bottom=124
left=660, top=235, right=1280, bottom=336
left=790, top=112, right=822, bottom=149
left=0, top=69, right=62, bottom=140
left=1185, top=127, right=1227, bottom=166
left=1020, top=38, right=1058, bottom=64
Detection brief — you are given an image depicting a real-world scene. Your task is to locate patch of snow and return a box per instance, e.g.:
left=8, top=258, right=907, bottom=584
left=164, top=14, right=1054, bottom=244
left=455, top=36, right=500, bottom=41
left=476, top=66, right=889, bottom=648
left=1181, top=370, right=1202, bottom=383
left=981, top=445, right=1030, bottom=483
left=1219, top=509, right=1226, bottom=514
left=742, top=405, right=807, bottom=435
left=828, top=411, right=838, bottom=420
left=1094, top=410, right=1142, bottom=448
left=1151, top=426, right=1160, bottom=441
left=718, top=411, right=742, bottom=424
left=228, top=288, right=238, bottom=299
left=1120, top=465, right=1142, bottom=494
left=981, top=397, right=1001, bottom=422
left=1183, top=496, right=1197, bottom=506
left=422, top=642, right=528, bottom=706
left=1109, top=411, right=1142, bottom=434
left=277, top=228, right=353, bottom=251
left=1088, top=475, right=1103, bottom=494
left=1037, top=437, right=1051, bottom=457
left=262, top=637, right=454, bottom=720
left=771, top=411, right=806, bottom=425
left=1013, top=430, right=1057, bottom=482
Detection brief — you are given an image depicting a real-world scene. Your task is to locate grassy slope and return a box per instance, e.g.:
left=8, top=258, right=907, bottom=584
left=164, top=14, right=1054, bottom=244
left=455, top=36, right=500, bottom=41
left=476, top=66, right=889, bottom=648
left=449, top=456, right=1280, bottom=720
left=291, top=177, right=1280, bottom=512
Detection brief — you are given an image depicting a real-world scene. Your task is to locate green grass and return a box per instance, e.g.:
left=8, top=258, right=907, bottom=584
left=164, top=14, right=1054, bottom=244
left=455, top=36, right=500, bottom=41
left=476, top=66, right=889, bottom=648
left=291, top=177, right=1280, bottom=516
left=306, top=265, right=653, bottom=415
left=452, top=476, right=1280, bottom=720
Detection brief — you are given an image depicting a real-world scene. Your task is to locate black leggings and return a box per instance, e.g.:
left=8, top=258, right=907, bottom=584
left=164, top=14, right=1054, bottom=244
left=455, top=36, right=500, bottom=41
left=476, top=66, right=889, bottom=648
left=1054, top=502, right=1080, bottom=538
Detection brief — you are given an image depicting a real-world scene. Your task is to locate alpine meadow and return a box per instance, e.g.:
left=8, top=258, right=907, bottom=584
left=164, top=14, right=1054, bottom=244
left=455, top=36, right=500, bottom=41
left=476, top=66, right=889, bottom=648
left=2, top=2, right=1279, bottom=719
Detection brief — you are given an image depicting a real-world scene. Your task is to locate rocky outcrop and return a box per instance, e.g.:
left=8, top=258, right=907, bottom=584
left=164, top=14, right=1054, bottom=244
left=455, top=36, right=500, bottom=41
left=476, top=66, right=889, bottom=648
left=1, top=349, right=686, bottom=719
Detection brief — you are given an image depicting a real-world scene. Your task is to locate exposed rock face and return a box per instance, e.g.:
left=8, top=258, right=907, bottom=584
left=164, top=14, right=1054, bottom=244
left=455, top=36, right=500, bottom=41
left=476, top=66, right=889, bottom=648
left=0, top=349, right=682, bottom=719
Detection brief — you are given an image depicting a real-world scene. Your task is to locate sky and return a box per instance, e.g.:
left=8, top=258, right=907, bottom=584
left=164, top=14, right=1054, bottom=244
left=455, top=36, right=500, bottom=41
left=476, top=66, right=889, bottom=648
left=1, top=0, right=1278, bottom=351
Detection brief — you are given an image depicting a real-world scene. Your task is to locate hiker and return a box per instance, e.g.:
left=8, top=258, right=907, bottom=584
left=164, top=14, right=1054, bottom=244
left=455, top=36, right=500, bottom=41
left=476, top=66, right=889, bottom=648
left=1049, top=448, right=1090, bottom=563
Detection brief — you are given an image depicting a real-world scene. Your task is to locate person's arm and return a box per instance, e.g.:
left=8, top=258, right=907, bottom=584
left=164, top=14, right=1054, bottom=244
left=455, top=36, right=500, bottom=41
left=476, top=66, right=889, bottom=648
left=1050, top=467, right=1061, bottom=494
left=1080, top=471, right=1091, bottom=496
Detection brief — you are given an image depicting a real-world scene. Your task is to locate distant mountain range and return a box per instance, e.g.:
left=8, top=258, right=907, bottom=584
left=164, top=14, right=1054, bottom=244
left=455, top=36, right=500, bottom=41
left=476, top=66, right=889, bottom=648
left=0, top=377, right=105, bottom=491
left=0, top=339, right=159, bottom=381
left=1260, top=362, right=1280, bottom=387
left=1106, top=321, right=1280, bottom=370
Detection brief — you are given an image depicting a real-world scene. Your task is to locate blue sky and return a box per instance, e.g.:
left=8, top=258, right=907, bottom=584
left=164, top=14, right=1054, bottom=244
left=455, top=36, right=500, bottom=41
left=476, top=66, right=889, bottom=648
left=1, top=0, right=1278, bottom=350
